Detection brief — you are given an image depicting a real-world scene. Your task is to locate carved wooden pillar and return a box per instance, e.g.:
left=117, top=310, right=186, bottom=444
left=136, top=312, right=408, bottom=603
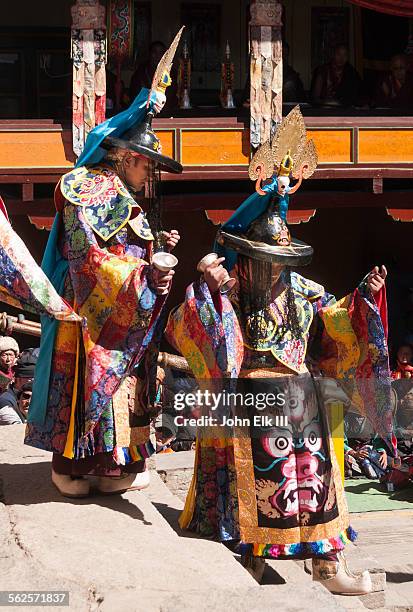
left=249, top=0, right=283, bottom=148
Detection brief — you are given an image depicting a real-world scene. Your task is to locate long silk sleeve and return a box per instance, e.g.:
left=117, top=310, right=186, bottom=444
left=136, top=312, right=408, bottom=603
left=0, top=204, right=79, bottom=322
left=165, top=279, right=244, bottom=379
left=316, top=281, right=392, bottom=439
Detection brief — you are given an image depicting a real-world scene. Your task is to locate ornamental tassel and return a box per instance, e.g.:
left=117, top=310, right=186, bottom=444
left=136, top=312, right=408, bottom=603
left=71, top=0, right=107, bottom=158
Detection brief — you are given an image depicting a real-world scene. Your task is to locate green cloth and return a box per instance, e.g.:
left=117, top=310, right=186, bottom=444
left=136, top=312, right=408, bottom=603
left=345, top=478, right=413, bottom=513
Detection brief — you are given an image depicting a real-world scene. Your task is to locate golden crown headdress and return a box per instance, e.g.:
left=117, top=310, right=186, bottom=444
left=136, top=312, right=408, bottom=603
left=249, top=106, right=318, bottom=194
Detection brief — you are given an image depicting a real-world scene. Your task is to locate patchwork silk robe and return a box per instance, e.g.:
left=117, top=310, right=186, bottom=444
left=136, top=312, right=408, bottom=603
left=166, top=271, right=391, bottom=558
left=25, top=165, right=165, bottom=465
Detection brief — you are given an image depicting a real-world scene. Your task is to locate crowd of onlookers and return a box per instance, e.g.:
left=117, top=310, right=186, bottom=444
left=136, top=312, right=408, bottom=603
left=232, top=43, right=413, bottom=111
left=108, top=40, right=413, bottom=115
left=0, top=336, right=37, bottom=426
left=308, top=45, right=413, bottom=110
left=246, top=43, right=413, bottom=110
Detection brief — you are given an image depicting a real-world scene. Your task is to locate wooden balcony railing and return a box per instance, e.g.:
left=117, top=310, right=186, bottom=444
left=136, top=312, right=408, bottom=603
left=0, top=116, right=412, bottom=185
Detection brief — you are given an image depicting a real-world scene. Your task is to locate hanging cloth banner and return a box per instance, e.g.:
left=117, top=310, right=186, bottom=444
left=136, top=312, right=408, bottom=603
left=108, top=0, right=134, bottom=111
left=347, top=0, right=413, bottom=17
left=71, top=0, right=107, bottom=158
left=249, top=1, right=283, bottom=148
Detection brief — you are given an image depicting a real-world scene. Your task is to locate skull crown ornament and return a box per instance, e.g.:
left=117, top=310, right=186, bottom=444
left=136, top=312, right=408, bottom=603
left=248, top=106, right=318, bottom=214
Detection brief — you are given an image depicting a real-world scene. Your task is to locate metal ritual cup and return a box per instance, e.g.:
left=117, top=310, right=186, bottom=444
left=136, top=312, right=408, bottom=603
left=152, top=252, right=178, bottom=272
left=197, top=252, right=236, bottom=294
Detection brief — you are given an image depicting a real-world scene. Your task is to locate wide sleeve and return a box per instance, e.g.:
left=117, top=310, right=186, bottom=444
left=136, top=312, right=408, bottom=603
left=62, top=202, right=166, bottom=429
left=165, top=279, right=244, bottom=380
left=0, top=203, right=79, bottom=322
left=315, top=278, right=393, bottom=440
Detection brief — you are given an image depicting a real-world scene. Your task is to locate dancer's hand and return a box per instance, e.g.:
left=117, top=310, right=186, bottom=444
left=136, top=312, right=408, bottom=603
left=367, top=265, right=387, bottom=294
left=152, top=269, right=175, bottom=295
left=162, top=230, right=180, bottom=252
left=203, top=257, right=227, bottom=294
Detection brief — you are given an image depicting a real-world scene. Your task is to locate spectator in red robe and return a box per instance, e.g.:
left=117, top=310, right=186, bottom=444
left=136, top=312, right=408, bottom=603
left=311, top=44, right=364, bottom=107
left=374, top=54, right=413, bottom=110
left=392, top=343, right=413, bottom=379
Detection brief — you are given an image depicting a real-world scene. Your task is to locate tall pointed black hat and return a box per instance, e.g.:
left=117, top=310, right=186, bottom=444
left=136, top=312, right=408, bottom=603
left=103, top=27, right=185, bottom=174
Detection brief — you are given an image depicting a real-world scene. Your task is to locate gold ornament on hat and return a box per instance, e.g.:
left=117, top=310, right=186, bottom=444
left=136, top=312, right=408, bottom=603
left=248, top=140, right=273, bottom=182
left=147, top=26, right=185, bottom=107
left=271, top=105, right=307, bottom=172
left=292, top=139, right=318, bottom=180
left=248, top=105, right=318, bottom=196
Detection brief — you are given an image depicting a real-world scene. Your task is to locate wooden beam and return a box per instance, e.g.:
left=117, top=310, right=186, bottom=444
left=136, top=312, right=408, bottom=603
left=1, top=166, right=413, bottom=185
left=373, top=177, right=383, bottom=194
left=5, top=199, right=55, bottom=215
left=162, top=191, right=413, bottom=211
left=205, top=209, right=317, bottom=225
left=4, top=189, right=413, bottom=218
left=3, top=116, right=413, bottom=130
left=22, top=183, right=34, bottom=202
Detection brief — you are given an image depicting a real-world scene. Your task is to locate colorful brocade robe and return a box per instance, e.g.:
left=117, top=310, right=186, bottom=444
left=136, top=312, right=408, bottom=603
left=166, top=271, right=391, bottom=558
left=25, top=165, right=165, bottom=464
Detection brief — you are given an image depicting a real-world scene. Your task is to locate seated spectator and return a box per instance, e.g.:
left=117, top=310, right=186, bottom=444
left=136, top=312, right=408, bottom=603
left=311, top=44, right=364, bottom=107
left=345, top=435, right=388, bottom=479
left=391, top=343, right=413, bottom=439
left=0, top=336, right=19, bottom=390
left=392, top=343, right=413, bottom=379
left=393, top=373, right=413, bottom=448
left=155, top=413, right=177, bottom=454
left=397, top=390, right=413, bottom=434
left=282, top=42, right=306, bottom=103
left=0, top=381, right=31, bottom=425
left=374, top=54, right=413, bottom=110
left=13, top=347, right=37, bottom=391
left=15, top=382, right=32, bottom=423
left=155, top=366, right=197, bottom=452
left=0, top=346, right=38, bottom=423
left=155, top=413, right=196, bottom=453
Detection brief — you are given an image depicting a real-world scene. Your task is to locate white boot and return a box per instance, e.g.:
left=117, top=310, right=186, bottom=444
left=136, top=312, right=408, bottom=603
left=312, top=553, right=372, bottom=595
left=97, top=470, right=150, bottom=495
left=51, top=469, right=90, bottom=498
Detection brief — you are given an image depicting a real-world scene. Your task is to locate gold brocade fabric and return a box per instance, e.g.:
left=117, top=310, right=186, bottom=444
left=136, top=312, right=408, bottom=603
left=180, top=368, right=351, bottom=554
left=112, top=375, right=150, bottom=448
left=232, top=414, right=349, bottom=548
